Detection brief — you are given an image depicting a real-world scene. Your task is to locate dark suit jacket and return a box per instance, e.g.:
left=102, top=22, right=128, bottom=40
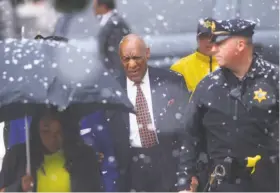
left=105, top=67, right=190, bottom=191
left=97, top=12, right=130, bottom=77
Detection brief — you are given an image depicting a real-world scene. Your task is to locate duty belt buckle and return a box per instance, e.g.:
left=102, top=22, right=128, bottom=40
left=214, top=164, right=226, bottom=185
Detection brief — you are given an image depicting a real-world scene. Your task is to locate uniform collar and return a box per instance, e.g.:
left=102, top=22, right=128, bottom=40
left=195, top=50, right=217, bottom=63
left=218, top=53, right=266, bottom=86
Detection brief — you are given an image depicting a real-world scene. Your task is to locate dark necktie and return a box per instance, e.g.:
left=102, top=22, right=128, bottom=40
left=135, top=83, right=158, bottom=148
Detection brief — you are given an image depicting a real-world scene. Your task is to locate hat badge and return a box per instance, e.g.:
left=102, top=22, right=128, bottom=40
left=203, top=20, right=212, bottom=28
left=202, top=20, right=216, bottom=32
left=211, top=21, right=216, bottom=32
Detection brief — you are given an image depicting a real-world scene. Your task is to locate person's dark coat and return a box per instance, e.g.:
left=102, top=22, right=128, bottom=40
left=97, top=12, right=130, bottom=77
left=105, top=66, right=190, bottom=191
left=0, top=143, right=102, bottom=192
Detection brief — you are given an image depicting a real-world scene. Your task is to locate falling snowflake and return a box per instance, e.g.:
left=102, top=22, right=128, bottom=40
left=12, top=59, right=18, bottom=65
left=97, top=125, right=103, bottom=131
left=132, top=156, right=138, bottom=162
left=172, top=149, right=180, bottom=157
left=236, top=178, right=241, bottom=184
left=51, top=174, right=57, bottom=181
left=178, top=177, right=187, bottom=185
left=101, top=88, right=112, bottom=98
left=143, top=156, right=151, bottom=163
left=212, top=75, right=219, bottom=80
left=102, top=171, right=107, bottom=175
left=23, top=64, right=32, bottom=70
left=43, top=82, right=48, bottom=88
left=52, top=63, right=57, bottom=68
left=113, top=20, right=118, bottom=25
left=147, top=124, right=154, bottom=131
left=108, top=156, right=115, bottom=162
left=115, top=90, right=122, bottom=96
left=85, top=68, right=91, bottom=73
left=108, top=46, right=115, bottom=52
left=17, top=77, right=23, bottom=82
left=156, top=14, right=164, bottom=21
left=175, top=113, right=182, bottom=120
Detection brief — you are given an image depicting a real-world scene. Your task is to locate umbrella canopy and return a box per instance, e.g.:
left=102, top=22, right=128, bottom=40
left=0, top=38, right=133, bottom=122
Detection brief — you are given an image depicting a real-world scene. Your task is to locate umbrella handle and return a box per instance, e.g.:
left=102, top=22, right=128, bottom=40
left=24, top=116, right=31, bottom=175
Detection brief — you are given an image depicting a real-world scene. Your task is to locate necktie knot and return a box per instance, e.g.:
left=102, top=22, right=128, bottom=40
left=134, top=81, right=143, bottom=87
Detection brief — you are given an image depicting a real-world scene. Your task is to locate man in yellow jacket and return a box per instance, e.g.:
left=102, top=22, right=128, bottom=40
left=171, top=18, right=219, bottom=92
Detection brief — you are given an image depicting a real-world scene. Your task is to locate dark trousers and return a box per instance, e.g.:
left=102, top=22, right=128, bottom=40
left=214, top=180, right=253, bottom=192
left=209, top=158, right=279, bottom=192
left=129, top=145, right=176, bottom=192
left=251, top=158, right=279, bottom=192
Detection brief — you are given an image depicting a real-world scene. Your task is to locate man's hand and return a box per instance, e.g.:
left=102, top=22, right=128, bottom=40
left=98, top=152, right=104, bottom=163
left=21, top=174, right=33, bottom=192
left=179, top=176, right=199, bottom=192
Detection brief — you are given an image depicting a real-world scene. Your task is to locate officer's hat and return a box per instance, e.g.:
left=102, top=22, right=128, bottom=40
left=211, top=19, right=256, bottom=43
left=197, top=17, right=216, bottom=37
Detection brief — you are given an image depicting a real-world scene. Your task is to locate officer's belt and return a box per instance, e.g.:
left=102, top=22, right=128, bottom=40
left=209, top=158, right=251, bottom=183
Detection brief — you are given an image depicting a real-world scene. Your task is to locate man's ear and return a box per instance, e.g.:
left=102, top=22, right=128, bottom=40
left=236, top=38, right=246, bottom=52
left=146, top=47, right=151, bottom=59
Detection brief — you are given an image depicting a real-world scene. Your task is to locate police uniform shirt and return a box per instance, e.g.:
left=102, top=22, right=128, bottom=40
left=178, top=52, right=279, bottom=190
left=177, top=18, right=279, bottom=192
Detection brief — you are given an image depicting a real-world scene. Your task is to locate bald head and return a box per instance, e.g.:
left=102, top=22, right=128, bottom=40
left=119, top=34, right=150, bottom=83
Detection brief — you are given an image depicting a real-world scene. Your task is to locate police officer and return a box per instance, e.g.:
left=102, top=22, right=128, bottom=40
left=170, top=17, right=219, bottom=92
left=177, top=19, right=279, bottom=192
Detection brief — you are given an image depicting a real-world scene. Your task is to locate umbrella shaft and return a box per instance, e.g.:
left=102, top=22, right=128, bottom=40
left=25, top=116, right=31, bottom=175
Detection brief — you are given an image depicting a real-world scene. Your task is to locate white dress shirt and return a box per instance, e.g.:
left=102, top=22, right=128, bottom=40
left=127, top=69, right=158, bottom=147
left=99, top=10, right=114, bottom=27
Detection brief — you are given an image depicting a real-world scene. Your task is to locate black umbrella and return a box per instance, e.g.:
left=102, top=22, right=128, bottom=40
left=0, top=38, right=133, bottom=174
left=0, top=38, right=133, bottom=121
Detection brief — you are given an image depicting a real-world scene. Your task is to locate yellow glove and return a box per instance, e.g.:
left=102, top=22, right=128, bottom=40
left=246, top=155, right=261, bottom=174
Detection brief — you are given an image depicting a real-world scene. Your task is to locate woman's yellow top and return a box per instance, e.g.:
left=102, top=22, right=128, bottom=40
left=37, top=151, right=70, bottom=192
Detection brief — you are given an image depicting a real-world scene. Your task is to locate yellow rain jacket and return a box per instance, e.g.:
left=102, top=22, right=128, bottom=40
left=171, top=51, right=219, bottom=92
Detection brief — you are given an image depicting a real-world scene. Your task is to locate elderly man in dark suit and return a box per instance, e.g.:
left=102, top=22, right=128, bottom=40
left=105, top=34, right=190, bottom=192
left=93, top=0, right=130, bottom=77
